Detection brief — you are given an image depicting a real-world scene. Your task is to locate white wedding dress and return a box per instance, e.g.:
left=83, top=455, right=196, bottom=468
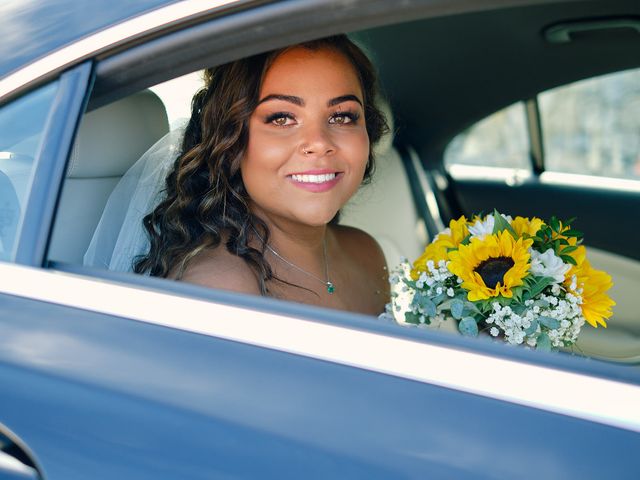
left=84, top=125, right=187, bottom=271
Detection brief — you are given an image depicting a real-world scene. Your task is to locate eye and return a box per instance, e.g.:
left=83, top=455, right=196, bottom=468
left=265, top=112, right=296, bottom=126
left=329, top=111, right=360, bottom=125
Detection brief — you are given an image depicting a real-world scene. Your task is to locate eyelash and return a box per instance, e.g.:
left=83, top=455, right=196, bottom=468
left=264, top=110, right=361, bottom=126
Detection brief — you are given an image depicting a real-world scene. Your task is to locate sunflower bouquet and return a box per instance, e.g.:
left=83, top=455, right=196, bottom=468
left=386, top=210, right=615, bottom=351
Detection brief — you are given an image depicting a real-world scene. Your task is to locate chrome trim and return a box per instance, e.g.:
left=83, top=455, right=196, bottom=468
left=540, top=171, right=640, bottom=193
left=448, top=164, right=532, bottom=184
left=1, top=262, right=640, bottom=433
left=0, top=0, right=240, bottom=102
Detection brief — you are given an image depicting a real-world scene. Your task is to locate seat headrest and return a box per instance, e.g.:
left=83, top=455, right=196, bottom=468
left=67, top=90, right=169, bottom=178
left=373, top=97, right=395, bottom=158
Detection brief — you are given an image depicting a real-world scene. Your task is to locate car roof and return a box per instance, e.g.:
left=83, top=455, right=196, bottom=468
left=0, top=0, right=178, bottom=79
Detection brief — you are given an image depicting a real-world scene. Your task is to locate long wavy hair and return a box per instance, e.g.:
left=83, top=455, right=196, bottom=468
left=134, top=35, right=388, bottom=294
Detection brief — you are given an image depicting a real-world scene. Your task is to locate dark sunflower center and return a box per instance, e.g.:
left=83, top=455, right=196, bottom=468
left=474, top=256, right=515, bottom=289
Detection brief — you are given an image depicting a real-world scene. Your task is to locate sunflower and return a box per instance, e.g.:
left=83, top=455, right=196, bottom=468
left=511, top=216, right=544, bottom=238
left=411, top=216, right=469, bottom=279
left=565, top=246, right=615, bottom=328
left=448, top=230, right=533, bottom=301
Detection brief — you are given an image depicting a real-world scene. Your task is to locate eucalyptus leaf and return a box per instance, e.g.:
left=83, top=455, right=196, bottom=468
left=417, top=297, right=437, bottom=317
left=525, top=319, right=539, bottom=335
left=437, top=299, right=453, bottom=313
left=451, top=299, right=465, bottom=319
left=459, top=317, right=479, bottom=337
left=538, top=316, right=561, bottom=329
left=432, top=293, right=448, bottom=306
left=533, top=299, right=550, bottom=308
left=536, top=333, right=552, bottom=351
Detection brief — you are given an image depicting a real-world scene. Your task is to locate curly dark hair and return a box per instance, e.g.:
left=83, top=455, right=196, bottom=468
left=134, top=35, right=388, bottom=294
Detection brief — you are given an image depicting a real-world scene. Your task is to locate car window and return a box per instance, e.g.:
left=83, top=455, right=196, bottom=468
left=0, top=82, right=60, bottom=261
left=539, top=67, right=640, bottom=180
left=444, top=102, right=530, bottom=171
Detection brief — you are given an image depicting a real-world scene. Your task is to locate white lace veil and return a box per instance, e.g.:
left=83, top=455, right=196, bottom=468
left=84, top=123, right=187, bottom=271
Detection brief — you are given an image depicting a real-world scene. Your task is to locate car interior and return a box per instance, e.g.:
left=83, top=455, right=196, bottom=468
left=13, top=0, right=639, bottom=365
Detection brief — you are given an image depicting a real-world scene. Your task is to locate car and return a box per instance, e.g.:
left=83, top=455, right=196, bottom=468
left=1, top=0, right=640, bottom=478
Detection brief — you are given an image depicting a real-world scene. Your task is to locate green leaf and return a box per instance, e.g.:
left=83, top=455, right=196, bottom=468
left=527, top=276, right=554, bottom=299
left=463, top=301, right=481, bottom=315
left=562, top=229, right=583, bottom=238
left=538, top=316, right=561, bottom=329
left=459, top=317, right=479, bottom=337
left=451, top=299, right=465, bottom=319
left=510, top=286, right=524, bottom=302
left=492, top=209, right=517, bottom=237
left=460, top=233, right=472, bottom=246
left=536, top=333, right=552, bottom=351
left=404, top=312, right=420, bottom=325
left=550, top=216, right=560, bottom=233
left=512, top=303, right=527, bottom=316
left=560, top=245, right=579, bottom=254
left=560, top=255, right=577, bottom=266
left=403, top=279, right=417, bottom=289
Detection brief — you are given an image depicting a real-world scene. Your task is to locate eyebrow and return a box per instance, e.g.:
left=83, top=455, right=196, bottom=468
left=327, top=94, right=363, bottom=107
left=257, top=93, right=364, bottom=108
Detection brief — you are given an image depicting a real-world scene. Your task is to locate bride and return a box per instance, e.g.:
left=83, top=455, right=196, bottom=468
left=117, top=35, right=390, bottom=315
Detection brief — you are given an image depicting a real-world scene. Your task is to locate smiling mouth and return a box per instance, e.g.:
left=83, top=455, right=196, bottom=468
left=290, top=173, right=338, bottom=184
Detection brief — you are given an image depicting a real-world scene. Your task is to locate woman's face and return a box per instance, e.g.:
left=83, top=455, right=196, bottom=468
left=241, top=46, right=370, bottom=228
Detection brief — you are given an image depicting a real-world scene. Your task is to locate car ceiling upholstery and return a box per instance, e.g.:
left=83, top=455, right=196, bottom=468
left=354, top=0, right=640, bottom=157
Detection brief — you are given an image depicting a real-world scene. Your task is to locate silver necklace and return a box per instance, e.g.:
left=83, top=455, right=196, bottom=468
left=264, top=237, right=335, bottom=294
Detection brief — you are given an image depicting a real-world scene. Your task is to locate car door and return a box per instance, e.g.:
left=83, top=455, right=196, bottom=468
left=2, top=1, right=640, bottom=479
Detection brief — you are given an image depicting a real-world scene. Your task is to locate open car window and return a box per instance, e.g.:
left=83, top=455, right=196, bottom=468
left=36, top=1, right=639, bottom=383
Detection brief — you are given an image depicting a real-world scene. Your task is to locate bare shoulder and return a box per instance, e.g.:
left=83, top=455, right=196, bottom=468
left=176, top=246, right=262, bottom=295
left=332, top=224, right=387, bottom=268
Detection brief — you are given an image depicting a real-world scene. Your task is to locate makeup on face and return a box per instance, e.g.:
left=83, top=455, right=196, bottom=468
left=241, top=47, right=370, bottom=226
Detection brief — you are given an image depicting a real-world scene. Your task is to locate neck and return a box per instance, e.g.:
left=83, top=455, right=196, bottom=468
left=250, top=207, right=333, bottom=282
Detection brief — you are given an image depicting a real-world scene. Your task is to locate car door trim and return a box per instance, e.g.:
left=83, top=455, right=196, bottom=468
left=1, top=261, right=639, bottom=433
left=0, top=0, right=241, bottom=103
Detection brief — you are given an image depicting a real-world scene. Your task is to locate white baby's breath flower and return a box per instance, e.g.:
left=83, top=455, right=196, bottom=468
left=446, top=287, right=455, bottom=297
left=529, top=248, right=571, bottom=283
left=490, top=327, right=499, bottom=337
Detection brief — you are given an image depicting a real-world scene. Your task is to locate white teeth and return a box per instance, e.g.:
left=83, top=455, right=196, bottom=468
left=291, top=173, right=337, bottom=183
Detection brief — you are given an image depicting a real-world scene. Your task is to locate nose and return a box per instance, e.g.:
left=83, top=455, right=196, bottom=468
left=299, top=122, right=336, bottom=157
